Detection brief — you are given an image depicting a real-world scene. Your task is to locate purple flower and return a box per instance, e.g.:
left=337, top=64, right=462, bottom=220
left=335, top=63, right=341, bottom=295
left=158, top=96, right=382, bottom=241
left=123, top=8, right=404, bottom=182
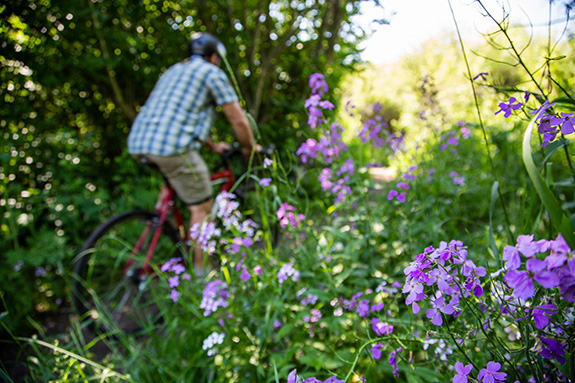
left=502, top=234, right=539, bottom=270
left=538, top=113, right=565, bottom=147
left=35, top=267, right=47, bottom=277
left=372, top=343, right=384, bottom=360
left=168, top=275, right=179, bottom=288
left=461, top=126, right=472, bottom=139
left=170, top=289, right=179, bottom=302
left=259, top=178, right=272, bottom=187
left=319, top=100, right=335, bottom=110
left=426, top=293, right=455, bottom=326
left=453, top=362, right=473, bottom=383
left=273, top=319, right=282, bottom=329
left=473, top=72, right=488, bottom=81
left=397, top=182, right=410, bottom=190
left=540, top=338, right=566, bottom=365
left=388, top=189, right=399, bottom=201
left=287, top=369, right=301, bottom=383
left=200, top=280, right=229, bottom=316
left=389, top=347, right=402, bottom=377
left=495, top=97, right=523, bottom=118
left=277, top=203, right=305, bottom=229
left=372, top=318, right=393, bottom=336
left=337, top=159, right=355, bottom=176
left=477, top=361, right=507, bottom=383
left=532, top=304, right=557, bottom=329
left=397, top=192, right=406, bottom=203
left=546, top=234, right=570, bottom=268
left=532, top=99, right=555, bottom=120
left=263, top=158, right=273, bottom=168
left=504, top=258, right=560, bottom=299
left=403, top=279, right=425, bottom=314
left=277, top=263, right=300, bottom=284
left=450, top=172, right=465, bottom=186
left=240, top=266, right=251, bottom=281
left=560, top=113, right=575, bottom=135
left=309, top=73, right=328, bottom=96
left=356, top=299, right=370, bottom=317
left=371, top=303, right=384, bottom=312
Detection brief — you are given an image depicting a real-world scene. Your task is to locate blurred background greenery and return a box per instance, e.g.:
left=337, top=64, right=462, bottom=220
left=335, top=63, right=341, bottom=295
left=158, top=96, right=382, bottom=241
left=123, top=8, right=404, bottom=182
left=1, top=0, right=574, bottom=371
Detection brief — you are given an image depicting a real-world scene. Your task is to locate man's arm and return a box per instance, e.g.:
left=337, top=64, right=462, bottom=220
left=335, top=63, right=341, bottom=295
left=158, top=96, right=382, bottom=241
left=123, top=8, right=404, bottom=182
left=221, top=101, right=256, bottom=156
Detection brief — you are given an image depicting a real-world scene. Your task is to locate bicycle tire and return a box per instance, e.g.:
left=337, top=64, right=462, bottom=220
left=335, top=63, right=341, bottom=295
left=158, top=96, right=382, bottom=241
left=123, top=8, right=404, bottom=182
left=72, top=210, right=186, bottom=335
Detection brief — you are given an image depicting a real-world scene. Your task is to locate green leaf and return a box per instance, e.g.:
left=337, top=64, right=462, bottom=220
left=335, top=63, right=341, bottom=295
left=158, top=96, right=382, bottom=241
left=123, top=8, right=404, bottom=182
left=0, top=369, right=14, bottom=383
left=522, top=115, right=575, bottom=247
left=542, top=139, right=570, bottom=166
left=275, top=323, right=294, bottom=341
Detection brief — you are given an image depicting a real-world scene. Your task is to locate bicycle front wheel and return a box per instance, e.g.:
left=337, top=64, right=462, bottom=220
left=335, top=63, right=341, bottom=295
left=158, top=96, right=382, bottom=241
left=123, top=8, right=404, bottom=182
left=72, top=210, right=187, bottom=335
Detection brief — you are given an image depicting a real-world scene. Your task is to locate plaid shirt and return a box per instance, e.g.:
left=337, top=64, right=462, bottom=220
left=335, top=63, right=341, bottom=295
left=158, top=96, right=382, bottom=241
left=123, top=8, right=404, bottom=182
left=128, top=57, right=239, bottom=156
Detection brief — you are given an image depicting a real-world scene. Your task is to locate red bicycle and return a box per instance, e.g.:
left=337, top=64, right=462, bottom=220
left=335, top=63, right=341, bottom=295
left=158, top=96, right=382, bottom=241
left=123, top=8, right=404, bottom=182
left=72, top=144, right=272, bottom=334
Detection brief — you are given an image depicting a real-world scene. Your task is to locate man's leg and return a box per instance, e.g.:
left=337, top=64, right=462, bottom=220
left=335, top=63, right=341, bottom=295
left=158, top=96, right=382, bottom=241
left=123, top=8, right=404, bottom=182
left=188, top=198, right=214, bottom=272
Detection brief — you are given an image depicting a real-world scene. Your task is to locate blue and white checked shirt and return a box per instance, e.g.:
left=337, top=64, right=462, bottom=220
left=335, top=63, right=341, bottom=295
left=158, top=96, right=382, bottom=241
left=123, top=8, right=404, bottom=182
left=127, top=57, right=239, bottom=156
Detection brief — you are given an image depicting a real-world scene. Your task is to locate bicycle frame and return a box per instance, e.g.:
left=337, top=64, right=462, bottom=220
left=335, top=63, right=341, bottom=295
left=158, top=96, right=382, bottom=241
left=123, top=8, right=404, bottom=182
left=123, top=165, right=236, bottom=276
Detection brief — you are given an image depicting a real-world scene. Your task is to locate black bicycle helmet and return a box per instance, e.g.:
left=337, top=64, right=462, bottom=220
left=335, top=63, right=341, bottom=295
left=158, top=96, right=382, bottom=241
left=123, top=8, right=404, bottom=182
left=189, top=32, right=227, bottom=58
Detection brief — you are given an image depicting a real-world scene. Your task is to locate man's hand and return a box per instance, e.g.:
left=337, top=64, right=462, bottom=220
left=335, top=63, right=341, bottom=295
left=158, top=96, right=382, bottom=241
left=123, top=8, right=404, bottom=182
left=211, top=141, right=231, bottom=154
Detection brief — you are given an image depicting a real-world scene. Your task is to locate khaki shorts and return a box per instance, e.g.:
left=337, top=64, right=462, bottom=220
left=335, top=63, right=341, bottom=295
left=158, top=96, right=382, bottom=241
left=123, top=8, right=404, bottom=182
left=133, top=150, right=212, bottom=205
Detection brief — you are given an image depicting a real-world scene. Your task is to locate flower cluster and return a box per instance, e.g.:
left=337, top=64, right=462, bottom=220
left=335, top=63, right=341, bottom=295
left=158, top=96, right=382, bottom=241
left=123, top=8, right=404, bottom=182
left=160, top=257, right=191, bottom=302
left=296, top=123, right=347, bottom=164
left=200, top=280, right=229, bottom=316
left=449, top=171, right=465, bottom=186
left=497, top=235, right=572, bottom=365
left=277, top=262, right=300, bottom=284
left=297, top=288, right=318, bottom=306
left=202, top=331, right=225, bottom=357
left=277, top=202, right=305, bottom=229
left=358, top=103, right=404, bottom=152
left=533, top=100, right=575, bottom=147
left=502, top=234, right=574, bottom=302
left=215, top=192, right=241, bottom=229
left=318, top=159, right=354, bottom=204
left=358, top=116, right=387, bottom=147
left=439, top=123, right=471, bottom=155
left=402, top=240, right=487, bottom=326
left=305, top=73, right=334, bottom=128
left=387, top=181, right=409, bottom=203
left=496, top=95, right=575, bottom=147
left=190, top=221, right=221, bottom=255
left=215, top=192, right=258, bottom=237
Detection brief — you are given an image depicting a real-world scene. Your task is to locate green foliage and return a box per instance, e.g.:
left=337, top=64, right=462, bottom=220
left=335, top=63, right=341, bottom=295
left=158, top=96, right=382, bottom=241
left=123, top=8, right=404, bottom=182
left=0, top=0, right=380, bottom=335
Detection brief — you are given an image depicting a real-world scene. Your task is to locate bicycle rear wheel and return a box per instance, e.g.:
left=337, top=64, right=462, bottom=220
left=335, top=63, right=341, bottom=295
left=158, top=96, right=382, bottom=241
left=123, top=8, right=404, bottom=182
left=72, top=210, right=186, bottom=335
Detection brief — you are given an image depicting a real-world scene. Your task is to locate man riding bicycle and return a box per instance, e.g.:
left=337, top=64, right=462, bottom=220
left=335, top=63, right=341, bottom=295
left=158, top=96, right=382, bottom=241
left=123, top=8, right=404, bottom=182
left=127, top=32, right=257, bottom=277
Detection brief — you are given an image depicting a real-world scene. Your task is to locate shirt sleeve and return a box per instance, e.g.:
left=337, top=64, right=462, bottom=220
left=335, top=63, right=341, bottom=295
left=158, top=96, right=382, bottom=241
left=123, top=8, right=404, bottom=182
left=208, top=68, right=240, bottom=106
